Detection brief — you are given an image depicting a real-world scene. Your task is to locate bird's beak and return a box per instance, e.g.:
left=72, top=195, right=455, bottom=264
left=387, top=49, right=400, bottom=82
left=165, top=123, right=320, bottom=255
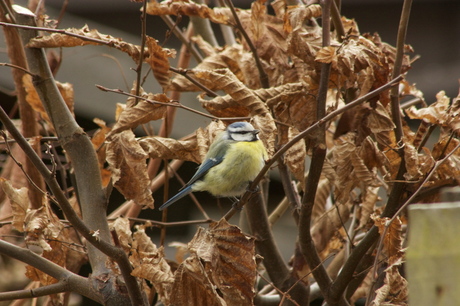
left=253, top=129, right=260, bottom=135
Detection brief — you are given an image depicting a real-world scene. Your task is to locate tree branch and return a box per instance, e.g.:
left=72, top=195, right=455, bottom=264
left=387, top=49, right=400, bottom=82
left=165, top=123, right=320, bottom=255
left=0, top=239, right=103, bottom=304
left=245, top=192, right=309, bottom=305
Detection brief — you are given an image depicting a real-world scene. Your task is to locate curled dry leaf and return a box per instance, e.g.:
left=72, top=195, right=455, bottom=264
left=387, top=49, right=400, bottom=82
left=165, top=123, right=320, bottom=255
left=186, top=219, right=257, bottom=305
left=357, top=186, right=380, bottom=230
left=432, top=137, right=460, bottom=184
left=24, top=203, right=70, bottom=286
left=405, top=90, right=450, bottom=125
left=284, top=4, right=322, bottom=34
left=265, top=83, right=316, bottom=132
left=350, top=150, right=381, bottom=188
left=0, top=178, right=29, bottom=231
left=311, top=176, right=333, bottom=223
left=146, top=0, right=231, bottom=25
left=109, top=217, right=132, bottom=253
left=106, top=130, right=154, bottom=208
left=284, top=126, right=306, bottom=187
left=108, top=87, right=168, bottom=137
left=329, top=132, right=358, bottom=203
left=315, top=46, right=336, bottom=64
left=199, top=93, right=251, bottom=118
left=145, top=36, right=175, bottom=90
left=130, top=225, right=173, bottom=304
left=28, top=25, right=146, bottom=63
left=366, top=101, right=396, bottom=134
left=171, top=255, right=226, bottom=306
left=139, top=136, right=201, bottom=164
left=402, top=137, right=423, bottom=181
left=311, top=201, right=352, bottom=254
left=371, top=214, right=404, bottom=266
left=23, top=205, right=54, bottom=253
left=372, top=264, right=408, bottom=306
left=170, top=45, right=245, bottom=92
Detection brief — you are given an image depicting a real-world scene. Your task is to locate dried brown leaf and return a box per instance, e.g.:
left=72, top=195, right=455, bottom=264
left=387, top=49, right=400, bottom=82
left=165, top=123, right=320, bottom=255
left=357, top=186, right=380, bottom=229
left=130, top=225, right=173, bottom=304
left=28, top=25, right=146, bottom=63
left=139, top=135, right=201, bottom=164
left=146, top=0, right=231, bottom=25
left=0, top=178, right=29, bottom=231
left=284, top=127, right=306, bottom=187
left=171, top=45, right=245, bottom=92
left=284, top=4, right=322, bottom=33
left=312, top=176, right=333, bottom=223
left=373, top=265, right=408, bottom=306
left=198, top=93, right=251, bottom=118
left=405, top=90, right=450, bottom=124
left=350, top=150, right=381, bottom=187
left=106, top=130, right=153, bottom=208
left=109, top=217, right=132, bottom=253
left=108, top=88, right=168, bottom=136
left=24, top=204, right=69, bottom=285
left=266, top=84, right=316, bottom=131
left=311, top=201, right=352, bottom=254
left=372, top=215, right=404, bottom=265
left=145, top=36, right=175, bottom=90
left=315, top=46, right=336, bottom=64
left=366, top=102, right=396, bottom=134
left=329, top=133, right=357, bottom=203
left=170, top=255, right=226, bottom=306
left=188, top=219, right=257, bottom=304
left=432, top=138, right=460, bottom=183
left=402, top=137, right=423, bottom=181
left=26, top=240, right=67, bottom=285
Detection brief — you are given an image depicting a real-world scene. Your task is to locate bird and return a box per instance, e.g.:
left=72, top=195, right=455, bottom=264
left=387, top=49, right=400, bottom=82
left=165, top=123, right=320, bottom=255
left=159, top=121, right=267, bottom=211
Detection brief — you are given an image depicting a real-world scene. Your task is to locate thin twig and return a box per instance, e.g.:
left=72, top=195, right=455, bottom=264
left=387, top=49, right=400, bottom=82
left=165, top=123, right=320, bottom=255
left=158, top=14, right=203, bottom=62
left=0, top=62, right=34, bottom=75
left=134, top=0, right=148, bottom=105
left=127, top=217, right=213, bottom=228
left=0, top=131, right=49, bottom=198
left=96, top=84, right=250, bottom=122
left=224, top=0, right=269, bottom=88
left=0, top=281, right=68, bottom=301
left=169, top=67, right=218, bottom=97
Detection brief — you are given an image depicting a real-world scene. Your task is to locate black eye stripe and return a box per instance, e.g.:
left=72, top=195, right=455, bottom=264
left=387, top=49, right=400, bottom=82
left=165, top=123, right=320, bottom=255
left=233, top=131, right=250, bottom=134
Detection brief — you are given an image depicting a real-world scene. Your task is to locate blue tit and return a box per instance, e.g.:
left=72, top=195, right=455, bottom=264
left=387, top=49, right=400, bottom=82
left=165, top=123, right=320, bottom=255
left=159, top=121, right=267, bottom=210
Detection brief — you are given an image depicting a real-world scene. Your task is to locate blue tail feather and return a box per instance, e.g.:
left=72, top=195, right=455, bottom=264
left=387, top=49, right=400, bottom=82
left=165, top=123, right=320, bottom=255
left=158, top=185, right=193, bottom=211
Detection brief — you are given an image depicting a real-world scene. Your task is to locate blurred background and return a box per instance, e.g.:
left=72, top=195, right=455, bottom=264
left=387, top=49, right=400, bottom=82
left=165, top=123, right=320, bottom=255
left=0, top=1, right=458, bottom=304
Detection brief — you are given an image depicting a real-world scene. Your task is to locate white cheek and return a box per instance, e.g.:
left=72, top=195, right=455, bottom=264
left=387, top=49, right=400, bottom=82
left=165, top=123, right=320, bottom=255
left=231, top=133, right=251, bottom=141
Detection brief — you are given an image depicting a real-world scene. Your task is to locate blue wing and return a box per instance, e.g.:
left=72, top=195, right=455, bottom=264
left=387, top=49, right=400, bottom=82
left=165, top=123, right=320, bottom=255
left=186, top=157, right=223, bottom=186
left=158, top=157, right=223, bottom=211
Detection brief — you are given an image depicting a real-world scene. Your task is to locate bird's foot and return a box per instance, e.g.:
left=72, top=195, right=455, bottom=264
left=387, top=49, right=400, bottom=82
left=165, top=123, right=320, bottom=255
left=231, top=197, right=243, bottom=210
left=246, top=184, right=260, bottom=194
